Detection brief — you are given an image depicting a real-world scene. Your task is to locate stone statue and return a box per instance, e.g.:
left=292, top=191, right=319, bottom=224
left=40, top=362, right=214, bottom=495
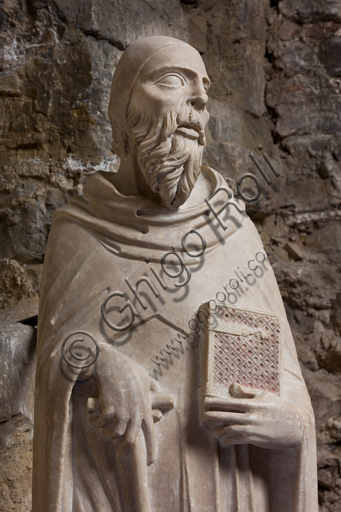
left=33, top=36, right=318, bottom=512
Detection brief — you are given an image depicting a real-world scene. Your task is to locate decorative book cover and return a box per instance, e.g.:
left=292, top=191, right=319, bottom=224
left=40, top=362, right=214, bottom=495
left=199, top=304, right=282, bottom=399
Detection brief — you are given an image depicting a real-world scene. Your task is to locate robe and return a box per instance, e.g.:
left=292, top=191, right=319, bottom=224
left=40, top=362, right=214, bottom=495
left=32, top=166, right=318, bottom=512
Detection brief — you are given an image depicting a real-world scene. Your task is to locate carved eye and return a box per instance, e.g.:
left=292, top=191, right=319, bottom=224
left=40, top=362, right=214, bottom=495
left=157, top=74, right=185, bottom=88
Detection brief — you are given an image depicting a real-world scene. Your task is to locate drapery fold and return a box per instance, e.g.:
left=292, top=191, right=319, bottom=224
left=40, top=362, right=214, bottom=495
left=33, top=167, right=317, bottom=512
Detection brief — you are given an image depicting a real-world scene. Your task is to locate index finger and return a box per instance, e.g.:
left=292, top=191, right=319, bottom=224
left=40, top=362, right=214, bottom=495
left=142, top=412, right=157, bottom=465
left=202, top=411, right=250, bottom=426
left=203, top=396, right=258, bottom=413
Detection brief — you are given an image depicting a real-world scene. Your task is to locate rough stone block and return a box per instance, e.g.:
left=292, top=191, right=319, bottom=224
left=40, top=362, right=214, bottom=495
left=279, top=0, right=341, bottom=23
left=0, top=323, right=36, bottom=423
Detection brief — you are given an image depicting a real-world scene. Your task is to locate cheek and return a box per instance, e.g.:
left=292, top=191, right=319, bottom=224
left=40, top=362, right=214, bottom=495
left=202, top=109, right=210, bottom=127
left=136, top=87, right=186, bottom=116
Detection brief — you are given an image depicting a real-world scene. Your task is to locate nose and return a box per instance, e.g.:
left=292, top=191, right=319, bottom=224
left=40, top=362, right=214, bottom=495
left=188, top=83, right=208, bottom=113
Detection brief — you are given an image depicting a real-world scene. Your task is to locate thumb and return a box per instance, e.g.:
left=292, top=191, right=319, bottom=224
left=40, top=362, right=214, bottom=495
left=229, top=383, right=262, bottom=399
left=149, top=378, right=162, bottom=392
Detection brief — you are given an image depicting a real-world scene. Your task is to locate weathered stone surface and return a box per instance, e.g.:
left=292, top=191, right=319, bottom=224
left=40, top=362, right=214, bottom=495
left=0, top=298, right=39, bottom=324
left=284, top=241, right=304, bottom=260
left=265, top=21, right=341, bottom=511
left=0, top=0, right=340, bottom=510
left=54, top=0, right=188, bottom=48
left=279, top=0, right=341, bottom=23
left=318, top=35, right=341, bottom=77
left=0, top=414, right=33, bottom=512
left=0, top=324, right=36, bottom=422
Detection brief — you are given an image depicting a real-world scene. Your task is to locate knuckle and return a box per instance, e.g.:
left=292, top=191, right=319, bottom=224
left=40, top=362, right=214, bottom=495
left=100, top=409, right=115, bottom=425
left=123, top=438, right=134, bottom=450
left=124, top=430, right=137, bottom=446
left=116, top=415, right=130, bottom=428
left=103, top=404, right=116, bottom=417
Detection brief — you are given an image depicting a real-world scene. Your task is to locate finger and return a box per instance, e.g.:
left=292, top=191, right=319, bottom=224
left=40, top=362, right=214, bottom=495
left=87, top=397, right=101, bottom=413
left=218, top=425, right=250, bottom=446
left=118, top=418, right=142, bottom=457
left=99, top=417, right=120, bottom=439
left=152, top=409, right=163, bottom=423
left=229, top=383, right=264, bottom=399
left=151, top=392, right=175, bottom=410
left=88, top=411, right=102, bottom=428
left=98, top=406, right=116, bottom=427
left=208, top=412, right=252, bottom=428
left=203, top=411, right=249, bottom=427
left=102, top=416, right=129, bottom=439
left=142, top=413, right=157, bottom=465
left=149, top=378, right=162, bottom=392
left=99, top=421, right=119, bottom=440
left=204, top=397, right=254, bottom=413
left=114, top=415, right=130, bottom=437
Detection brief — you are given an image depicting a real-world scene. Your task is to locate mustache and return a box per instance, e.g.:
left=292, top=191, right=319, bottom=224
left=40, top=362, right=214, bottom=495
left=176, top=111, right=208, bottom=146
left=126, top=106, right=208, bottom=151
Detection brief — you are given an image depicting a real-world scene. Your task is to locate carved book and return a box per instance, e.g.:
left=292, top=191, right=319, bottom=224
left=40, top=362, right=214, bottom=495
left=199, top=303, right=282, bottom=400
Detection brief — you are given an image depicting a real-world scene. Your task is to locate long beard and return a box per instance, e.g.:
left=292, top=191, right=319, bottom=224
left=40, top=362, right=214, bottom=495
left=126, top=105, right=205, bottom=210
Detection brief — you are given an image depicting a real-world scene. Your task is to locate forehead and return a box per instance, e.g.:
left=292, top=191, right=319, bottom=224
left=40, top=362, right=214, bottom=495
left=138, top=44, right=209, bottom=82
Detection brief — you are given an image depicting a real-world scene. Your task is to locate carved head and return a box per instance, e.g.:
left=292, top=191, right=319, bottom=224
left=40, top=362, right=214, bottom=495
left=108, top=36, right=210, bottom=210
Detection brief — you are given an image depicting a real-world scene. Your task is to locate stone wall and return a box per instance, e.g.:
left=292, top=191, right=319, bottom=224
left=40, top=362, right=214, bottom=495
left=0, top=0, right=340, bottom=510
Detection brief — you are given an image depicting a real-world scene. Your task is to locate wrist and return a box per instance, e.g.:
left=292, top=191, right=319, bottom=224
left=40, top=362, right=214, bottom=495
left=79, top=342, right=117, bottom=379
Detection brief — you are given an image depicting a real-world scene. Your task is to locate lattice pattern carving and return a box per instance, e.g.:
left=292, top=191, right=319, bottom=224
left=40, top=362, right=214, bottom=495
left=207, top=306, right=281, bottom=395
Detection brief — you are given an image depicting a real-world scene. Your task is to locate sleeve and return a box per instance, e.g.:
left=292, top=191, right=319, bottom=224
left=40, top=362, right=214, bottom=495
left=33, top=216, right=118, bottom=512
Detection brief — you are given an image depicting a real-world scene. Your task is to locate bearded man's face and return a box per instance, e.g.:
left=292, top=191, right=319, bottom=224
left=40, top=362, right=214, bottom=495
left=126, top=46, right=210, bottom=211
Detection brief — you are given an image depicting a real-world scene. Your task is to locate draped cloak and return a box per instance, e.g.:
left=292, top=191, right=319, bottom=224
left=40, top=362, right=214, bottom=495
left=32, top=166, right=318, bottom=512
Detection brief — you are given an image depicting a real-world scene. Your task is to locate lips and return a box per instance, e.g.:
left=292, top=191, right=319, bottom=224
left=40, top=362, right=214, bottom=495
left=176, top=125, right=200, bottom=140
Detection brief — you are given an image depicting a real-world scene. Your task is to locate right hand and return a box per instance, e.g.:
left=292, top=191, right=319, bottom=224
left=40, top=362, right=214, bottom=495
left=201, top=383, right=303, bottom=450
left=88, top=346, right=173, bottom=464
